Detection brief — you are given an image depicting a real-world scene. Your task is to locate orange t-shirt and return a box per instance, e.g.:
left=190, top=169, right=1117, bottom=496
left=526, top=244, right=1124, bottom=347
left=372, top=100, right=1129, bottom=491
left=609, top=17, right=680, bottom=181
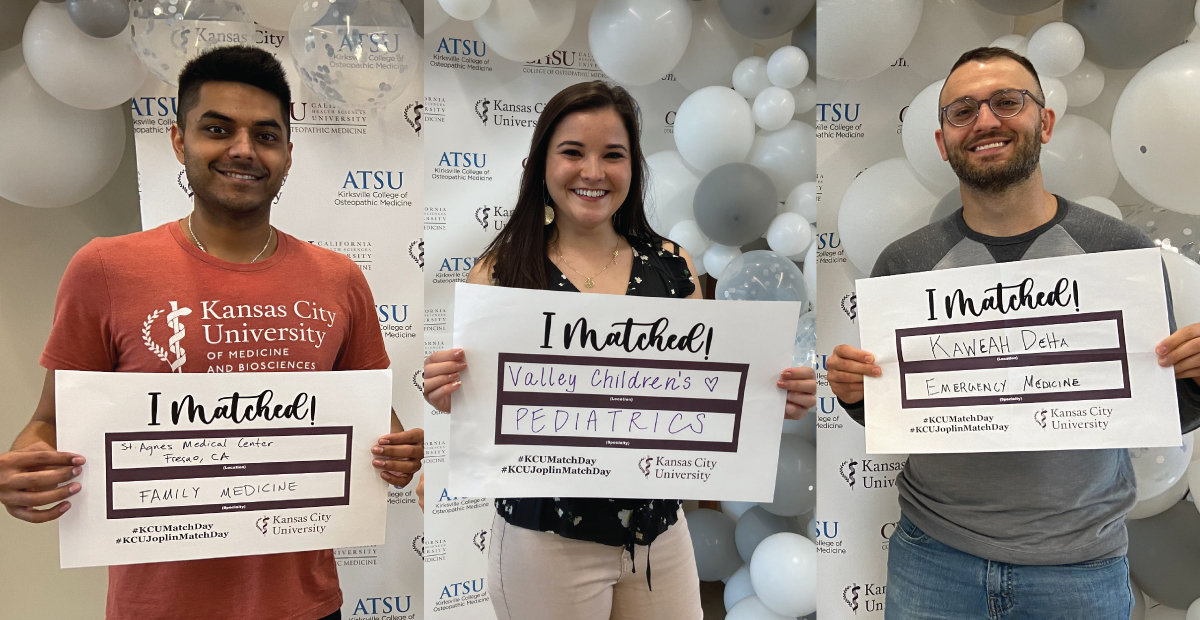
left=41, top=222, right=390, bottom=620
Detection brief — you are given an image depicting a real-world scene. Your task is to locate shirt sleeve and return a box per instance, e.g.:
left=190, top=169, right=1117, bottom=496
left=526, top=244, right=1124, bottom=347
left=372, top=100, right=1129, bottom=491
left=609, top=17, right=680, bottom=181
left=333, top=262, right=390, bottom=372
left=40, top=242, right=118, bottom=372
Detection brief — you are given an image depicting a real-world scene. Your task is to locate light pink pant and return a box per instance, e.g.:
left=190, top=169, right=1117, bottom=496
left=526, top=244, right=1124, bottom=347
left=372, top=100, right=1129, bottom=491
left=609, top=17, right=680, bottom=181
left=487, top=510, right=703, bottom=620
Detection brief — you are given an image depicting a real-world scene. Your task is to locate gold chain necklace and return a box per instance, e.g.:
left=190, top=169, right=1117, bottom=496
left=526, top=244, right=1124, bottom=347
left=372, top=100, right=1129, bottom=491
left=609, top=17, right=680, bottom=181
left=556, top=240, right=620, bottom=289
left=187, top=213, right=273, bottom=263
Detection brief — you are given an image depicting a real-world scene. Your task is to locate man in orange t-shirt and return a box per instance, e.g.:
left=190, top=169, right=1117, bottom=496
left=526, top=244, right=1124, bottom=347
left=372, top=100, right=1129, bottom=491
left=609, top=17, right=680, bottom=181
left=0, top=46, right=422, bottom=620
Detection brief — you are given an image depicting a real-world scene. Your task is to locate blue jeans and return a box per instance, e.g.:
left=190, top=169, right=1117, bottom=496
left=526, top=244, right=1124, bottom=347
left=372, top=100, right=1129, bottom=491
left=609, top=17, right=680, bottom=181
left=885, top=514, right=1132, bottom=620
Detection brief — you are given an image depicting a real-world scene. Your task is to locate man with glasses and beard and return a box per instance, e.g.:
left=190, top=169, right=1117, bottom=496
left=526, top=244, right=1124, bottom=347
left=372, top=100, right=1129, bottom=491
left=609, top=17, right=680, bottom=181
left=827, top=47, right=1200, bottom=619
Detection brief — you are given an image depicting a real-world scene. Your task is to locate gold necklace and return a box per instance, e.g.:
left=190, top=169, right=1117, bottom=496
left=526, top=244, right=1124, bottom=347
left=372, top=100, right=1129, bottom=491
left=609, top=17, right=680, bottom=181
left=557, top=240, right=620, bottom=289
left=187, top=213, right=274, bottom=263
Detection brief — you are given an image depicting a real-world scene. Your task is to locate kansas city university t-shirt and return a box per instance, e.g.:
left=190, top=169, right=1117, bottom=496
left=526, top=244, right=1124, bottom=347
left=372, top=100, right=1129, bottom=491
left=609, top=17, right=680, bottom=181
left=41, top=222, right=389, bottom=620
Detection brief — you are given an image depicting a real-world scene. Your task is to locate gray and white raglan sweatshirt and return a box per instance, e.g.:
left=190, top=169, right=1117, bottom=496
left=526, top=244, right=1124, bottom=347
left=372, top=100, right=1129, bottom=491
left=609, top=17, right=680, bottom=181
left=841, top=196, right=1200, bottom=565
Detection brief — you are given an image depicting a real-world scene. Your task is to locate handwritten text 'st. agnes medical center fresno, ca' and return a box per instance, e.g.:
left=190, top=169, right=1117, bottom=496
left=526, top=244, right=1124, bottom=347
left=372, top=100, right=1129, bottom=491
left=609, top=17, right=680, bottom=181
left=857, top=248, right=1180, bottom=454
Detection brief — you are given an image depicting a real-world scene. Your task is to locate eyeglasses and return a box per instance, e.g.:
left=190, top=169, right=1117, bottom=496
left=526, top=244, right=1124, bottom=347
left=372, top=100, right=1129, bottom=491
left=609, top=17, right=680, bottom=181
left=940, top=89, right=1045, bottom=127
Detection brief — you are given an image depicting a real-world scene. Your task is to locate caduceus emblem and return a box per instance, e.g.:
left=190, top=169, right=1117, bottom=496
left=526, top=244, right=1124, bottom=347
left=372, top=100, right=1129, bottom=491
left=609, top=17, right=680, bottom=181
left=143, top=301, right=192, bottom=372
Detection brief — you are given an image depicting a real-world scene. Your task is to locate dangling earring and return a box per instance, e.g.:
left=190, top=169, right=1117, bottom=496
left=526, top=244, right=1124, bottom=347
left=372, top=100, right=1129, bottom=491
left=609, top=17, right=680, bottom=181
left=543, top=181, right=555, bottom=225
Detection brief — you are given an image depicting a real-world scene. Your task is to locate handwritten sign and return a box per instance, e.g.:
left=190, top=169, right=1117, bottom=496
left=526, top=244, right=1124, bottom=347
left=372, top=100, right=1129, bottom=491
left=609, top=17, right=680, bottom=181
left=55, top=369, right=391, bottom=568
left=449, top=283, right=802, bottom=501
left=857, top=248, right=1180, bottom=454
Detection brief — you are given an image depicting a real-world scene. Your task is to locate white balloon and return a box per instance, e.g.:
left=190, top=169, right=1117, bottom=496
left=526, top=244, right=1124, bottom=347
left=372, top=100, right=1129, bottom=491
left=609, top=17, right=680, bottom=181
left=646, top=150, right=701, bottom=237
left=991, top=33, right=1029, bottom=57
left=735, top=506, right=791, bottom=564
left=767, top=45, right=808, bottom=89
left=1134, top=578, right=1148, bottom=620
left=22, top=2, right=147, bottom=110
left=674, top=86, right=755, bottom=172
left=733, top=56, right=771, bottom=99
left=668, top=219, right=711, bottom=258
left=727, top=595, right=793, bottom=620
left=746, top=120, right=816, bottom=201
left=789, top=77, right=816, bottom=114
left=749, top=533, right=817, bottom=617
left=802, top=241, right=816, bottom=300
left=759, top=434, right=816, bottom=516
left=785, top=181, right=817, bottom=223
left=1041, top=76, right=1068, bottom=119
left=1187, top=460, right=1200, bottom=519
left=425, top=0, right=451, bottom=34
left=0, top=62, right=126, bottom=208
left=1027, top=21, right=1085, bottom=78
left=130, top=0, right=256, bottom=87
left=1042, top=114, right=1119, bottom=201
left=439, top=0, right=491, bottom=21
left=673, top=0, right=753, bottom=91
left=704, top=243, right=742, bottom=279
left=1186, top=598, right=1200, bottom=620
left=1163, top=251, right=1200, bottom=329
left=1111, top=43, right=1200, bottom=215
left=901, top=79, right=958, bottom=195
left=686, top=508, right=743, bottom=581
left=243, top=0, right=302, bottom=30
left=1148, top=604, right=1189, bottom=620
left=1127, top=469, right=1189, bottom=520
left=589, top=0, right=692, bottom=86
left=724, top=565, right=756, bottom=612
left=1074, top=195, right=1122, bottom=220
left=903, top=0, right=1014, bottom=81
left=722, top=500, right=756, bottom=522
left=838, top=157, right=938, bottom=274
left=766, top=212, right=812, bottom=256
left=1061, top=58, right=1104, bottom=108
left=473, top=0, right=575, bottom=62
left=1130, top=434, right=1194, bottom=500
left=817, top=0, right=922, bottom=81
left=753, top=87, right=795, bottom=131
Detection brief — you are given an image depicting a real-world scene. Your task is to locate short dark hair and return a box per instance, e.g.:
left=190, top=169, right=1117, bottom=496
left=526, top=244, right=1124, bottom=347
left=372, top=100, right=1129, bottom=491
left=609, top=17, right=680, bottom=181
left=176, top=45, right=292, bottom=139
left=944, top=46, right=1044, bottom=103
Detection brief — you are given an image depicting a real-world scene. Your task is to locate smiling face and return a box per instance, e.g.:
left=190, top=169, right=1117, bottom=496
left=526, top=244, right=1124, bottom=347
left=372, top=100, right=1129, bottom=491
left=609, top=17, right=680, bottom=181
left=543, top=107, right=632, bottom=231
left=171, top=81, right=292, bottom=215
left=935, top=57, right=1054, bottom=194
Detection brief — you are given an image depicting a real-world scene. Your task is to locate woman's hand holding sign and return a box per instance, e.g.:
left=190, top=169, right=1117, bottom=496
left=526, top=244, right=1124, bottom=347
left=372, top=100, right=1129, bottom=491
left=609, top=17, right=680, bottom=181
left=1157, top=323, right=1200, bottom=383
left=827, top=344, right=882, bottom=405
left=424, top=348, right=467, bottom=413
left=779, top=367, right=818, bottom=419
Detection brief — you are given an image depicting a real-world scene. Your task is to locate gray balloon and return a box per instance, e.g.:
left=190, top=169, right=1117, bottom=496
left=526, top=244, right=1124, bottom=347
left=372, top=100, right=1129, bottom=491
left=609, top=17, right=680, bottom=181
left=40, top=0, right=65, bottom=3
left=400, top=0, right=423, bottom=39
left=66, top=0, right=129, bottom=38
left=1, top=0, right=39, bottom=50
left=718, top=0, right=813, bottom=41
left=790, top=7, right=815, bottom=80
left=973, top=0, right=1059, bottom=15
left=1127, top=500, right=1200, bottom=609
left=693, top=163, right=778, bottom=247
left=928, top=190, right=962, bottom=224
left=1063, top=0, right=1196, bottom=70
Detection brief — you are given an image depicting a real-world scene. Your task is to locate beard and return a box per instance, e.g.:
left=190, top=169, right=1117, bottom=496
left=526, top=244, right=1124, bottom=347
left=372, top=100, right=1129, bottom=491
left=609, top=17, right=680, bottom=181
left=945, top=121, right=1041, bottom=194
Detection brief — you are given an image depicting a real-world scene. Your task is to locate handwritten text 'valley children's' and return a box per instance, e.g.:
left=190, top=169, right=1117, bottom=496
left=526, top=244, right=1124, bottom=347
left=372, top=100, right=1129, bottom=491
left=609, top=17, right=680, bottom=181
left=538, top=312, right=714, bottom=359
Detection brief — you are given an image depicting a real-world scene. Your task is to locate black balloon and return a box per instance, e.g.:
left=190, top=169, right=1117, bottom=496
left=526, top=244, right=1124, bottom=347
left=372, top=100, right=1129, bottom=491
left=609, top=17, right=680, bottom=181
left=1063, top=0, right=1197, bottom=69
left=1127, top=500, right=1200, bottom=610
left=693, top=163, right=779, bottom=247
left=790, top=7, right=816, bottom=80
left=719, top=0, right=812, bottom=40
left=66, top=0, right=129, bottom=38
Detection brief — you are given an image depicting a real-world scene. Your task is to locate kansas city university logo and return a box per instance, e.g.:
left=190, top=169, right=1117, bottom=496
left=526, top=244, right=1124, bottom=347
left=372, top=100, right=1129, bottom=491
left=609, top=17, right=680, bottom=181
left=412, top=534, right=424, bottom=557
left=1034, top=408, right=1049, bottom=429
left=409, top=239, right=424, bottom=268
left=143, top=301, right=192, bottom=372
left=475, top=206, right=490, bottom=230
left=475, top=98, right=490, bottom=125
left=638, top=456, right=653, bottom=478
left=840, top=459, right=858, bottom=489
left=404, top=101, right=423, bottom=135
left=843, top=584, right=861, bottom=613
left=256, top=517, right=270, bottom=535
left=473, top=529, right=488, bottom=553
left=841, top=292, right=858, bottom=322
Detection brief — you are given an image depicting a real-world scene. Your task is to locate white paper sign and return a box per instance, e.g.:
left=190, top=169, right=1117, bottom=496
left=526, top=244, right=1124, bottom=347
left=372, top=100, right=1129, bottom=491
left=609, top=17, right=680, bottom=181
left=448, top=284, right=802, bottom=501
left=56, top=370, right=392, bottom=568
left=857, top=249, right=1181, bottom=454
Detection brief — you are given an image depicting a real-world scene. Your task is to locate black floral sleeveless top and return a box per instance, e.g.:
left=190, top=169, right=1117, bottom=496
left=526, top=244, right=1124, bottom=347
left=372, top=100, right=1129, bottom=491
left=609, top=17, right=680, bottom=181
left=495, top=238, right=697, bottom=557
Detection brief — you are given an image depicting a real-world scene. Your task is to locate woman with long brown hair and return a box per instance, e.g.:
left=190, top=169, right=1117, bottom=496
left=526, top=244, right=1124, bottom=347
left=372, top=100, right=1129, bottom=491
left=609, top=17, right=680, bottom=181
left=421, top=81, right=817, bottom=620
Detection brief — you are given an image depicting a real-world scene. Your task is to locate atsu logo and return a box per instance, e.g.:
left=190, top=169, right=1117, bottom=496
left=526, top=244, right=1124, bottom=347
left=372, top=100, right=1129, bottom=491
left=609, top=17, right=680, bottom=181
left=131, top=96, right=178, bottom=118
left=840, top=458, right=904, bottom=490
left=439, top=578, right=486, bottom=600
left=817, top=103, right=861, bottom=122
left=376, top=304, right=408, bottom=323
left=409, top=239, right=424, bottom=268
left=404, top=101, right=422, bottom=135
left=842, top=292, right=858, bottom=322
left=817, top=232, right=841, bottom=250
left=351, top=595, right=411, bottom=615
left=440, top=257, right=477, bottom=272
left=473, top=529, right=488, bottom=553
left=436, top=36, right=487, bottom=56
left=439, top=151, right=487, bottom=168
left=343, top=170, right=404, bottom=190
left=143, top=301, right=192, bottom=372
left=813, top=520, right=840, bottom=539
